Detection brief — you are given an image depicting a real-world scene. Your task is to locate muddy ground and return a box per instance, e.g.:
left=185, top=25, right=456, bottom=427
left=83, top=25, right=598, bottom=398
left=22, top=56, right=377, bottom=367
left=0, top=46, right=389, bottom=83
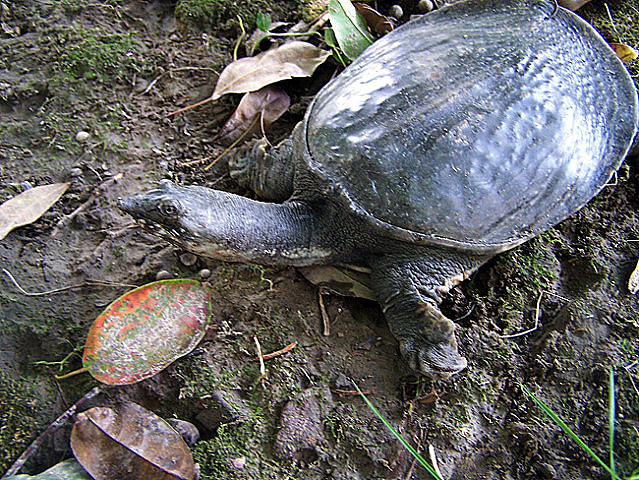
left=1, top=0, right=638, bottom=479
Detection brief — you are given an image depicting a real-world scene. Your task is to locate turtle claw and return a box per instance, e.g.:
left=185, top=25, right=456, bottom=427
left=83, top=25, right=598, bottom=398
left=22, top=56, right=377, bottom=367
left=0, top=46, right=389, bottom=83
left=399, top=335, right=468, bottom=379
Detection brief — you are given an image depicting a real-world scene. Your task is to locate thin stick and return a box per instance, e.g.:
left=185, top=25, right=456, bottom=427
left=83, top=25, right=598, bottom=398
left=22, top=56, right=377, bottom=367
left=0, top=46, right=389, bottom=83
left=500, top=291, right=543, bottom=339
left=428, top=444, right=444, bottom=479
left=205, top=116, right=259, bottom=171
left=140, top=67, right=218, bottom=96
left=51, top=173, right=123, bottom=237
left=332, top=388, right=374, bottom=396
left=2, top=268, right=137, bottom=297
left=55, top=366, right=90, bottom=380
left=403, top=437, right=421, bottom=480
left=2, top=386, right=102, bottom=478
left=604, top=3, right=620, bottom=39
left=319, top=287, right=331, bottom=336
left=252, top=341, right=297, bottom=361
left=167, top=96, right=216, bottom=117
left=254, top=335, right=266, bottom=381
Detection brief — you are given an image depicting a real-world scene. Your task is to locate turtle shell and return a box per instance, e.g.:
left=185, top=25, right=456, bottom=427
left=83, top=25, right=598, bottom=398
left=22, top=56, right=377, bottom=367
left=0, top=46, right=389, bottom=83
left=302, top=0, right=638, bottom=251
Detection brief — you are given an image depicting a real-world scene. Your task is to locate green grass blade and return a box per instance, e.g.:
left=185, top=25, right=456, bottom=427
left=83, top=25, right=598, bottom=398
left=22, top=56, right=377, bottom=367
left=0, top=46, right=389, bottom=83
left=352, top=382, right=444, bottom=480
left=608, top=366, right=616, bottom=477
left=519, top=383, right=621, bottom=480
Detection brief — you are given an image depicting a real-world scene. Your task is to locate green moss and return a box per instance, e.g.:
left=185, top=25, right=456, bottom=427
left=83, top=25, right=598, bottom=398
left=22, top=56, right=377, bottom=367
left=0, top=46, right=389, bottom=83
left=0, top=375, right=55, bottom=473
left=175, top=0, right=303, bottom=32
left=56, top=32, right=138, bottom=80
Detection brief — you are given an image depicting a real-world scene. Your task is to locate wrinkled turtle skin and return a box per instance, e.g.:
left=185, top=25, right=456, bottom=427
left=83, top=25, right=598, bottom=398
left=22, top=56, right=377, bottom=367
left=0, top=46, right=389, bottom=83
left=121, top=0, right=638, bottom=378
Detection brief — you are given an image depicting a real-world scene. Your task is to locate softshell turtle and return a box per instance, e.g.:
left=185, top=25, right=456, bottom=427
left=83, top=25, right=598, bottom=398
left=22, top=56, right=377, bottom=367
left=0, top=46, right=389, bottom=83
left=120, top=0, right=638, bottom=377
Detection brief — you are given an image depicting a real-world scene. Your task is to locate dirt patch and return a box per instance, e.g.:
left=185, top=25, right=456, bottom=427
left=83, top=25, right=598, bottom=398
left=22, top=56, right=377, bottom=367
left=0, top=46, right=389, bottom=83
left=1, top=1, right=638, bottom=479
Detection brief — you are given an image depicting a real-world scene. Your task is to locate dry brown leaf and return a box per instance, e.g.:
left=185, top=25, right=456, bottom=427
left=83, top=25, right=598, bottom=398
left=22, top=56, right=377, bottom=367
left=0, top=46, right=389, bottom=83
left=211, top=41, right=331, bottom=100
left=70, top=402, right=196, bottom=480
left=354, top=3, right=393, bottom=35
left=216, top=85, right=291, bottom=146
left=0, top=182, right=70, bottom=241
left=610, top=43, right=638, bottom=63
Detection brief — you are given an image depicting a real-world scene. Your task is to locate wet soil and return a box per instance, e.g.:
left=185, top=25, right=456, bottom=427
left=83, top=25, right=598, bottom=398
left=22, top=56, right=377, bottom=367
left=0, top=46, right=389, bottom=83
left=1, top=1, right=638, bottom=479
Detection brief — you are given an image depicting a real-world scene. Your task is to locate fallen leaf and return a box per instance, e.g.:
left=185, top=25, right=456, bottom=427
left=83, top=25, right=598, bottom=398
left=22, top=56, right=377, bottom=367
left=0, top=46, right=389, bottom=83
left=82, top=279, right=212, bottom=385
left=354, top=3, right=393, bottom=35
left=212, top=41, right=330, bottom=100
left=629, top=259, right=639, bottom=294
left=610, top=42, right=638, bottom=63
left=216, top=85, right=290, bottom=146
left=3, top=459, right=91, bottom=479
left=328, top=0, right=374, bottom=60
left=0, top=182, right=70, bottom=241
left=71, top=402, right=196, bottom=480
left=558, top=0, right=590, bottom=10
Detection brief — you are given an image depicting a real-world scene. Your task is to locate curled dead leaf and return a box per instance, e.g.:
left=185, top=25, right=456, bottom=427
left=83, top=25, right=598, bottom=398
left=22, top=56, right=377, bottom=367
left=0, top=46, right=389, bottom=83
left=216, top=85, right=291, bottom=146
left=70, top=402, right=196, bottom=480
left=610, top=43, right=638, bottom=63
left=354, top=3, right=393, bottom=35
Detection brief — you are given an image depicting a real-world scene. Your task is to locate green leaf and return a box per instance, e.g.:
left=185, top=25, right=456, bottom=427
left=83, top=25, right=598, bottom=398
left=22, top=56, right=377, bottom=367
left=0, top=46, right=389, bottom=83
left=256, top=11, right=272, bottom=32
left=82, top=279, right=212, bottom=384
left=328, top=0, right=374, bottom=61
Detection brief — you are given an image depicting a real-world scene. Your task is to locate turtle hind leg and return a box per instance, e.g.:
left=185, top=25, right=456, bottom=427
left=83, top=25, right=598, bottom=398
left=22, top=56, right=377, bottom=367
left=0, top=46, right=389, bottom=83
left=371, top=248, right=489, bottom=378
left=229, top=123, right=300, bottom=202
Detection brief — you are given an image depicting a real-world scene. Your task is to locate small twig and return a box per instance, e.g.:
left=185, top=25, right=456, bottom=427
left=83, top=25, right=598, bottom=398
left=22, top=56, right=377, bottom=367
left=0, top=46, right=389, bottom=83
left=332, top=388, right=374, bottom=396
left=319, top=287, right=331, bottom=336
left=2, top=386, right=103, bottom=478
left=254, top=334, right=266, bottom=383
left=140, top=66, right=218, bottom=96
left=403, top=436, right=422, bottom=480
left=2, top=268, right=137, bottom=297
left=55, top=366, right=90, bottom=380
left=252, top=340, right=297, bottom=361
left=51, top=172, right=123, bottom=237
left=604, top=3, right=620, bottom=40
left=500, top=291, right=543, bottom=339
left=234, top=15, right=246, bottom=62
left=205, top=116, right=259, bottom=171
left=428, top=444, right=443, bottom=480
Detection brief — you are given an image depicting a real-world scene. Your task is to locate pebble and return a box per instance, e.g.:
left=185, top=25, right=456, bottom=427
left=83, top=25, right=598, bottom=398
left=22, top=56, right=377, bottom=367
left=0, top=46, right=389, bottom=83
left=199, top=268, right=211, bottom=279
left=417, top=0, right=434, bottom=13
left=179, top=252, right=198, bottom=267
left=156, top=269, right=173, bottom=280
left=166, top=419, right=200, bottom=446
left=69, top=167, right=83, bottom=177
left=75, top=130, right=90, bottom=142
left=230, top=457, right=246, bottom=471
left=389, top=5, right=403, bottom=20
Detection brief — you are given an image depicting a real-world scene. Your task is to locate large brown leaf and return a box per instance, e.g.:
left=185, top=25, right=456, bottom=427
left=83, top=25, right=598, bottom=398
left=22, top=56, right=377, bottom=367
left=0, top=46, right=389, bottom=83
left=70, top=402, right=196, bottom=480
left=211, top=41, right=330, bottom=100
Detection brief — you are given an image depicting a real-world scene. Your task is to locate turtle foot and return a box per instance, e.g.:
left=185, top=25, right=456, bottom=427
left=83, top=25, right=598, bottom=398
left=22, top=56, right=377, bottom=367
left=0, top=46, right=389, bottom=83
left=399, top=334, right=468, bottom=379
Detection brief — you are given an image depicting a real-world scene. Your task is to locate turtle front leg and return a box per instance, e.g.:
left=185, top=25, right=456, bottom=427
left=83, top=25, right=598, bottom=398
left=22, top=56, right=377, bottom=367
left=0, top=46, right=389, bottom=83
left=371, top=249, right=488, bottom=378
left=229, top=122, right=302, bottom=201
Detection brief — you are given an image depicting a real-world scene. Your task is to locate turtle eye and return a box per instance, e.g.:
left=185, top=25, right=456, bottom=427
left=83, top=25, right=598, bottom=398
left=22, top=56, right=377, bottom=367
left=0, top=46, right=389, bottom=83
left=159, top=203, right=177, bottom=216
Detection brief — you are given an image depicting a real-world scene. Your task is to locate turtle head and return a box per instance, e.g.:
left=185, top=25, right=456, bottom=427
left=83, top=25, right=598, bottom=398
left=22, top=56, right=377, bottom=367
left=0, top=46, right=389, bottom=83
left=119, top=180, right=244, bottom=260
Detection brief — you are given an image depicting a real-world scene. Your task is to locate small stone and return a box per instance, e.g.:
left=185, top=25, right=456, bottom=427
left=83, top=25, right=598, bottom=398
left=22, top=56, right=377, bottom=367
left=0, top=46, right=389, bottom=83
left=166, top=419, right=200, bottom=446
left=156, top=269, right=173, bottom=280
left=75, top=131, right=90, bottom=142
left=199, top=268, right=211, bottom=279
left=389, top=5, right=403, bottom=20
left=69, top=167, right=83, bottom=177
left=179, top=252, right=198, bottom=267
left=230, top=457, right=246, bottom=471
left=417, top=0, right=434, bottom=13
